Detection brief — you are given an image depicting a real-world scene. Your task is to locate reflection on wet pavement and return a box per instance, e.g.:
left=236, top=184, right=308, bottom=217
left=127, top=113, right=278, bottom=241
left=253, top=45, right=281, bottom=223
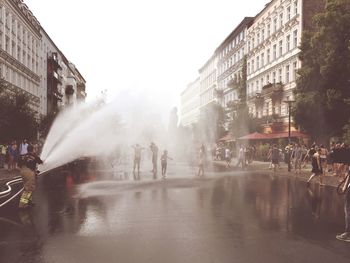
left=0, top=165, right=350, bottom=263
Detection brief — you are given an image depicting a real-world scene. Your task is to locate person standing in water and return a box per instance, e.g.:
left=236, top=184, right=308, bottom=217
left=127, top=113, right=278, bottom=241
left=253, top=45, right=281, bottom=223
left=132, top=144, right=144, bottom=179
left=19, top=145, right=43, bottom=209
left=160, top=150, right=173, bottom=179
left=150, top=142, right=159, bottom=177
left=197, top=147, right=205, bottom=177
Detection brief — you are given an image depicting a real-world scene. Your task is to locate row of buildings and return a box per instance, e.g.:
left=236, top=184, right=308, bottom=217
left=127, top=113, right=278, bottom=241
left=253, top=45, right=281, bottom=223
left=0, top=0, right=86, bottom=118
left=181, top=0, right=324, bottom=136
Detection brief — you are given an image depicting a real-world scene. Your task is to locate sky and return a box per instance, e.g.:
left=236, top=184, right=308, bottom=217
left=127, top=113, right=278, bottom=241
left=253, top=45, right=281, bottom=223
left=25, top=0, right=268, bottom=117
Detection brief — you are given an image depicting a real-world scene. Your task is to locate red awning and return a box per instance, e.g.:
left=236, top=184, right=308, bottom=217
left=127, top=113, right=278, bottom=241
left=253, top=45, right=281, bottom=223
left=218, top=133, right=235, bottom=142
left=264, top=131, right=309, bottom=139
left=238, top=132, right=269, bottom=140
left=238, top=131, right=308, bottom=140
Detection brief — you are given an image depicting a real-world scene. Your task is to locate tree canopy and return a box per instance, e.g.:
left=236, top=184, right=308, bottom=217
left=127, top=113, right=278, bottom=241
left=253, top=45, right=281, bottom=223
left=0, top=81, right=38, bottom=142
left=294, top=0, right=350, bottom=142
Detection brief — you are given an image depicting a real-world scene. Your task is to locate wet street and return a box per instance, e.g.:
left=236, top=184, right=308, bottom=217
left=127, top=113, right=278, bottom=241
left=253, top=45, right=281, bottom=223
left=1, top=164, right=350, bottom=263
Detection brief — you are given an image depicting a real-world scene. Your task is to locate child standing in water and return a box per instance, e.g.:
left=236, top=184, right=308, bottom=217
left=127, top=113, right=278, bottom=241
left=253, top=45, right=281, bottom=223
left=160, top=150, right=173, bottom=179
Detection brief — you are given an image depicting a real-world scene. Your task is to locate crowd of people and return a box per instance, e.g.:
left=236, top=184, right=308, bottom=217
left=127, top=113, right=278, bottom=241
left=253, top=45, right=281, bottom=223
left=0, top=140, right=41, bottom=171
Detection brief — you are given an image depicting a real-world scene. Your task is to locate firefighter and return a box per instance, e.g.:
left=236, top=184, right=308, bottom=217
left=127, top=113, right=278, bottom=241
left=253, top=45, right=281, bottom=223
left=19, top=144, right=43, bottom=209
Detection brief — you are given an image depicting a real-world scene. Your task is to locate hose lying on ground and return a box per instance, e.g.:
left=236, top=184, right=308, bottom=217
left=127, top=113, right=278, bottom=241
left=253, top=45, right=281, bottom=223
left=0, top=178, right=24, bottom=208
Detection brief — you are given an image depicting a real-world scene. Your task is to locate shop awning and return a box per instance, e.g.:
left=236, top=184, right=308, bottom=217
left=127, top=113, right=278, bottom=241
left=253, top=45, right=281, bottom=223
left=218, top=133, right=235, bottom=142
left=238, top=131, right=309, bottom=140
left=238, top=132, right=269, bottom=140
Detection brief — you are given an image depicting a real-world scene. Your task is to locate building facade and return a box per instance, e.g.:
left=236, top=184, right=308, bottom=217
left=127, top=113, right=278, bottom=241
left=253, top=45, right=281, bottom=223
left=0, top=0, right=41, bottom=113
left=0, top=0, right=86, bottom=117
left=180, top=77, right=200, bottom=127
left=246, top=0, right=324, bottom=133
left=199, top=54, right=217, bottom=110
left=215, top=17, right=254, bottom=127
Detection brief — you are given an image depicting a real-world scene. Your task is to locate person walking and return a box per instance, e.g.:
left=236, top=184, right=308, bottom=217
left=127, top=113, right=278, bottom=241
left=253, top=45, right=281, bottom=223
left=336, top=165, right=350, bottom=242
left=19, top=139, right=29, bottom=165
left=307, top=148, right=324, bottom=186
left=292, top=143, right=303, bottom=174
left=160, top=150, right=173, bottom=179
left=319, top=144, right=328, bottom=176
left=19, top=145, right=43, bottom=209
left=270, top=145, right=280, bottom=172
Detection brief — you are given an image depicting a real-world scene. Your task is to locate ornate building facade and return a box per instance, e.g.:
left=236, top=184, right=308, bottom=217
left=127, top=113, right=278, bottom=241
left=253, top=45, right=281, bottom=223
left=0, top=0, right=41, bottom=112
left=246, top=0, right=324, bottom=133
left=215, top=17, right=254, bottom=127
left=0, top=0, right=86, bottom=117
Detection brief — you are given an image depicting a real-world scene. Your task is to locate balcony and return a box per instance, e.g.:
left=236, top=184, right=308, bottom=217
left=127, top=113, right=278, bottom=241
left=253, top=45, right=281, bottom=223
left=262, top=82, right=284, bottom=102
left=254, top=92, right=264, bottom=106
left=227, top=78, right=240, bottom=90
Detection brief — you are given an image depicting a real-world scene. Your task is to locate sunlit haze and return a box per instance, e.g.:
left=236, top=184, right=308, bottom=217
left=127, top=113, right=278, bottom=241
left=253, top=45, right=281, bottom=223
left=25, top=0, right=268, bottom=114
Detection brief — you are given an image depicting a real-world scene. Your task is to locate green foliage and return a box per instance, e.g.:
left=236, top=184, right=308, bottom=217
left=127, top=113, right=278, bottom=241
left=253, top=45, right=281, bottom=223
left=294, top=0, right=350, bottom=141
left=227, top=55, right=262, bottom=137
left=39, top=111, right=57, bottom=139
left=0, top=82, right=38, bottom=142
left=196, top=102, right=226, bottom=142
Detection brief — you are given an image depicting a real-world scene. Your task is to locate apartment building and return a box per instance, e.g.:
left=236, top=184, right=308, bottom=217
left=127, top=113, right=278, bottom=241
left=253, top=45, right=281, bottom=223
left=0, top=0, right=86, bottom=117
left=180, top=77, right=200, bottom=127
left=0, top=0, right=41, bottom=112
left=215, top=17, right=254, bottom=127
left=246, top=0, right=324, bottom=133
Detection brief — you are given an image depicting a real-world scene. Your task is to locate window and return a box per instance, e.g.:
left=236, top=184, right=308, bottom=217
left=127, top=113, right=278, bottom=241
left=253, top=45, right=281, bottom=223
left=287, top=6, right=291, bottom=20
left=261, top=53, right=264, bottom=67
left=273, top=71, right=276, bottom=83
left=252, top=37, right=255, bottom=48
left=286, top=65, right=290, bottom=83
left=256, top=56, right=260, bottom=70
left=273, top=44, right=277, bottom=60
left=279, top=40, right=283, bottom=57
left=278, top=68, right=282, bottom=82
left=247, top=62, right=250, bottom=74
left=267, top=24, right=271, bottom=37
left=248, top=41, right=251, bottom=51
left=286, top=35, right=290, bottom=51
left=294, top=0, right=298, bottom=15
left=293, top=30, right=298, bottom=48
left=252, top=59, right=254, bottom=72
left=274, top=18, right=277, bottom=32
left=267, top=48, right=270, bottom=63
left=279, top=13, right=283, bottom=28
left=266, top=73, right=270, bottom=83
left=257, top=33, right=260, bottom=44
left=293, top=61, right=297, bottom=80
left=262, top=29, right=265, bottom=41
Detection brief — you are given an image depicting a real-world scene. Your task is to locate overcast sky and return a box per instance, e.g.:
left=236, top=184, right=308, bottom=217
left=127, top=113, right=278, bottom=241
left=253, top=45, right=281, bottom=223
left=25, top=0, right=268, bottom=112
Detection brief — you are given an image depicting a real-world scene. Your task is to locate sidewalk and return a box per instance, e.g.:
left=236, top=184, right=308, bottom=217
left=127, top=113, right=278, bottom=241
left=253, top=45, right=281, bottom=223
left=212, top=159, right=344, bottom=188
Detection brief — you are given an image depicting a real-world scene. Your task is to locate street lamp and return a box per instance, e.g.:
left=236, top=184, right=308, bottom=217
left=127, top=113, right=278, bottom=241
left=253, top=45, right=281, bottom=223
left=283, top=99, right=295, bottom=172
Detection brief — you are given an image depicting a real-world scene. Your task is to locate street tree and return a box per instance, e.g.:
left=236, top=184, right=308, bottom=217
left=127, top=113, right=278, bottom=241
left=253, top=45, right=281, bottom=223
left=227, top=56, right=262, bottom=138
left=0, top=80, right=38, bottom=142
left=294, top=0, right=350, bottom=142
